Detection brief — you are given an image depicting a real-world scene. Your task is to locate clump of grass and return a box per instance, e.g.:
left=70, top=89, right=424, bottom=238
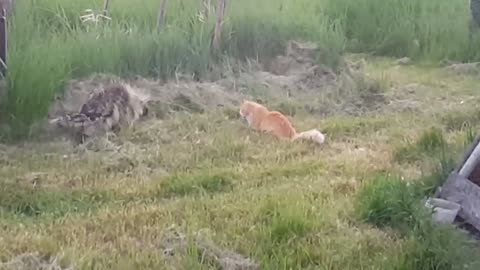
left=441, top=108, right=480, bottom=132
left=0, top=183, right=108, bottom=218
left=396, top=225, right=480, bottom=270
left=273, top=101, right=298, bottom=117
left=257, top=201, right=313, bottom=243
left=355, top=173, right=421, bottom=230
left=254, top=200, right=319, bottom=269
left=323, top=0, right=480, bottom=62
left=158, top=172, right=235, bottom=198
left=321, top=116, right=389, bottom=138
left=417, top=127, right=448, bottom=153
left=393, top=127, right=449, bottom=164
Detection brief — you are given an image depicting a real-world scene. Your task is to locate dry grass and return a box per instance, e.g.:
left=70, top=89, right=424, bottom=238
left=1, top=55, right=480, bottom=269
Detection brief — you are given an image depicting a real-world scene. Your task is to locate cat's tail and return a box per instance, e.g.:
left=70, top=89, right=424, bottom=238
left=292, top=129, right=326, bottom=145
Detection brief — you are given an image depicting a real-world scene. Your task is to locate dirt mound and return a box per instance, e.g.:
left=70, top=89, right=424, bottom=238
left=225, top=40, right=386, bottom=116
left=48, top=73, right=242, bottom=122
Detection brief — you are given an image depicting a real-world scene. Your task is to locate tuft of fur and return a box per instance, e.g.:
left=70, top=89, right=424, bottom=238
left=239, top=100, right=325, bottom=144
left=50, top=83, right=149, bottom=142
left=293, top=129, right=325, bottom=144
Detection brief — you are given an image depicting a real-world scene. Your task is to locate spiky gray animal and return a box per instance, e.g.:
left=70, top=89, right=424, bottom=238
left=50, top=83, right=149, bottom=142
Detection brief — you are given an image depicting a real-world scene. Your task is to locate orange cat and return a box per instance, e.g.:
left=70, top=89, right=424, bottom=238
left=239, top=100, right=325, bottom=144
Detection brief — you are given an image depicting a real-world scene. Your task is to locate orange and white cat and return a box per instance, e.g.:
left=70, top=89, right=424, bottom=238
left=239, top=100, right=325, bottom=144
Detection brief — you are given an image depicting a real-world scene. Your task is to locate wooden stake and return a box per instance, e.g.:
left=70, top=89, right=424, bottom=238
left=212, top=0, right=226, bottom=51
left=0, top=2, right=8, bottom=77
left=157, top=0, right=167, bottom=32
left=102, top=0, right=110, bottom=16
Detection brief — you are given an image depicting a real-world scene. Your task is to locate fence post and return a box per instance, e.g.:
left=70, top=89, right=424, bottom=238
left=0, top=1, right=7, bottom=77
left=102, top=0, right=110, bottom=16
left=157, top=0, right=167, bottom=32
left=211, top=0, right=226, bottom=52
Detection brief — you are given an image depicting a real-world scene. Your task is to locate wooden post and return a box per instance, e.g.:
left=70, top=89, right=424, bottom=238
left=156, top=0, right=167, bottom=32
left=0, top=1, right=8, bottom=77
left=459, top=136, right=480, bottom=178
left=211, top=0, right=226, bottom=52
left=102, top=0, right=110, bottom=16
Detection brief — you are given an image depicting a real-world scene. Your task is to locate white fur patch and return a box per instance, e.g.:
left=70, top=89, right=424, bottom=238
left=294, top=129, right=326, bottom=144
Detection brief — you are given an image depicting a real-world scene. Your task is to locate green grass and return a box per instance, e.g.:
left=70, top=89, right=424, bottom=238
left=323, top=0, right=480, bottom=62
left=393, top=127, right=450, bottom=164
left=2, top=0, right=480, bottom=269
left=1, top=0, right=346, bottom=132
left=158, top=172, right=235, bottom=198
left=3, top=0, right=480, bottom=134
left=0, top=182, right=110, bottom=218
left=355, top=171, right=480, bottom=270
left=0, top=59, right=479, bottom=268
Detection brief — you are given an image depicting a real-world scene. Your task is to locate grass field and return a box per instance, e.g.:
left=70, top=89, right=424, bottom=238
left=1, top=57, right=480, bottom=269
left=1, top=0, right=480, bottom=130
left=1, top=0, right=480, bottom=269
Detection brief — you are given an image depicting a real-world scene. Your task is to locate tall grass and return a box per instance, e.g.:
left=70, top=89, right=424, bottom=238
left=2, top=0, right=480, bottom=136
left=323, top=0, right=480, bottom=61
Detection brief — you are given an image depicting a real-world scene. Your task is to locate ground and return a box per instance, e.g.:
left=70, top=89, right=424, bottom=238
left=0, top=51, right=479, bottom=269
